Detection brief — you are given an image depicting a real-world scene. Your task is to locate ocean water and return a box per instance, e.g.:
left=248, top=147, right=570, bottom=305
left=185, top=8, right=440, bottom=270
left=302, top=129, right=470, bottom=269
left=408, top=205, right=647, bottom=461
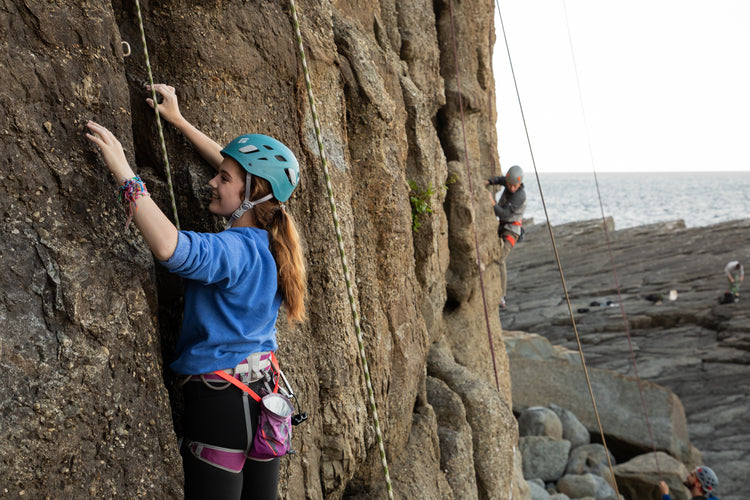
left=521, top=171, right=750, bottom=230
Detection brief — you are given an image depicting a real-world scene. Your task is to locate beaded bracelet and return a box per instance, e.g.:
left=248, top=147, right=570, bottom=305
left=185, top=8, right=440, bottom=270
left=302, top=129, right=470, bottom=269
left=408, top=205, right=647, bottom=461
left=118, top=175, right=150, bottom=228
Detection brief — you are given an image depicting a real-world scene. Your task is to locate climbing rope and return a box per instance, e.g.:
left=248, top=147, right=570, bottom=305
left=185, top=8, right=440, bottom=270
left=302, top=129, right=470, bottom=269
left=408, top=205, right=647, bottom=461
left=287, top=2, right=394, bottom=498
left=493, top=0, right=622, bottom=495
left=446, top=0, right=502, bottom=393
left=134, top=0, right=180, bottom=230
left=560, top=0, right=663, bottom=478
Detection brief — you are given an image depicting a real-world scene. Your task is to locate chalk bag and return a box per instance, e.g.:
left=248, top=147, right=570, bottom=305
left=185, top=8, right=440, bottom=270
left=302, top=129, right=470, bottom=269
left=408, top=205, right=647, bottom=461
left=248, top=392, right=295, bottom=460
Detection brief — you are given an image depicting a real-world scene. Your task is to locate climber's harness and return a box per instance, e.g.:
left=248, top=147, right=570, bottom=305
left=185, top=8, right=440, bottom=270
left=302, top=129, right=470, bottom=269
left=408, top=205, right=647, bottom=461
left=182, top=352, right=307, bottom=472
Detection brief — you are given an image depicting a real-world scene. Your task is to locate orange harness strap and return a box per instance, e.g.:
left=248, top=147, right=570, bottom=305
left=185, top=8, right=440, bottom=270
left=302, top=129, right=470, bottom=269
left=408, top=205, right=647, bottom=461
left=212, top=352, right=281, bottom=402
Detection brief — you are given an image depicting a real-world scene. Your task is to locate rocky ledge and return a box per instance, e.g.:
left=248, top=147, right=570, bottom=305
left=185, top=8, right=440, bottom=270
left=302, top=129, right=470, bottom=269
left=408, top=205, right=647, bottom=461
left=502, top=218, right=750, bottom=500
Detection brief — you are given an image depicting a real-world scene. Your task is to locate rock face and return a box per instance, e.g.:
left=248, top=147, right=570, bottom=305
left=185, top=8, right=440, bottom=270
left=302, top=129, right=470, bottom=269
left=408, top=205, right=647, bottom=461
left=1, top=0, right=515, bottom=498
left=504, top=218, right=750, bottom=500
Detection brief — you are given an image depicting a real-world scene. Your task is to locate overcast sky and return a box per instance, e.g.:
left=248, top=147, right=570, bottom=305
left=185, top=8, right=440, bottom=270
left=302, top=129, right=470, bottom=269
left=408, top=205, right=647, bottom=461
left=493, top=0, right=750, bottom=173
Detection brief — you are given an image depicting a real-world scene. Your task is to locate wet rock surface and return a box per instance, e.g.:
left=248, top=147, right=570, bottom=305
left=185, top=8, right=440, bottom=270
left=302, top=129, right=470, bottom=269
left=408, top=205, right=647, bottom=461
left=503, top=218, right=750, bottom=500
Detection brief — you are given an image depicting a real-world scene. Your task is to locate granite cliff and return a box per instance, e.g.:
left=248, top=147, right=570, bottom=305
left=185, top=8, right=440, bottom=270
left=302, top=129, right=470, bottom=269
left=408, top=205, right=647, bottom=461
left=1, top=0, right=516, bottom=498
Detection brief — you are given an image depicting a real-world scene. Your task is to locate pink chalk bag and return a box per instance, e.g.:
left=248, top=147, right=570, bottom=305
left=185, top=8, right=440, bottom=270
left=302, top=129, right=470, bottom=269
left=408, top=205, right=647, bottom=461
left=212, top=353, right=307, bottom=460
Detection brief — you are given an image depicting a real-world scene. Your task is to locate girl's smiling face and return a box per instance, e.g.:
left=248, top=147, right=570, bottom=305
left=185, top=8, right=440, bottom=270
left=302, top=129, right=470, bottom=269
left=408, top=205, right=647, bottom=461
left=208, top=157, right=246, bottom=218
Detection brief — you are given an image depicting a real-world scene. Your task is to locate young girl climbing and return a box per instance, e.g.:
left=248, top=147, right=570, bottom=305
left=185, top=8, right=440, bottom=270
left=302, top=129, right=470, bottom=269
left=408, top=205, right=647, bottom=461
left=86, top=83, right=306, bottom=499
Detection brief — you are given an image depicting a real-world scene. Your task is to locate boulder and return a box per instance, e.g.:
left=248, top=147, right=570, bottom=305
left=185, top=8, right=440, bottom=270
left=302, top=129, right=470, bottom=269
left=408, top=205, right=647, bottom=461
left=518, top=406, right=563, bottom=440
left=613, top=451, right=689, bottom=500
left=527, top=479, right=551, bottom=500
left=504, top=331, right=569, bottom=362
left=519, top=436, right=571, bottom=482
left=550, top=403, right=590, bottom=449
left=556, top=473, right=618, bottom=500
left=565, top=443, right=616, bottom=487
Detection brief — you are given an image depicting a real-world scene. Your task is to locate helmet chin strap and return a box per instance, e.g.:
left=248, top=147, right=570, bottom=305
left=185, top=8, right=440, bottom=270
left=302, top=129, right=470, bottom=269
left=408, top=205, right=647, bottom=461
left=226, top=173, right=274, bottom=229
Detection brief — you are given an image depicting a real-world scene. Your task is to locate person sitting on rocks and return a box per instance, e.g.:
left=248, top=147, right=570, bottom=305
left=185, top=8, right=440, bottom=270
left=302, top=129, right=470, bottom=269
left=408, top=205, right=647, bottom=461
left=484, top=165, right=526, bottom=309
left=659, top=465, right=719, bottom=499
left=724, top=260, right=744, bottom=298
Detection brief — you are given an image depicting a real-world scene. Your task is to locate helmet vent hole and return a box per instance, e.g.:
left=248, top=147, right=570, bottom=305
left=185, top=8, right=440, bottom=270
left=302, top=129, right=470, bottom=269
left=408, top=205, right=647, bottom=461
left=238, top=145, right=259, bottom=154
left=286, top=168, right=298, bottom=186
left=275, top=155, right=287, bottom=163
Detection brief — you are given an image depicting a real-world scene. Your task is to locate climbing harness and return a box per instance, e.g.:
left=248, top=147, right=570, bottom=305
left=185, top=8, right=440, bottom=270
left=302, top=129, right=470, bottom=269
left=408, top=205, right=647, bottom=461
left=499, top=220, right=523, bottom=246
left=133, top=0, right=180, bottom=230
left=212, top=353, right=300, bottom=460
left=183, top=352, right=306, bottom=471
left=446, top=0, right=502, bottom=393
left=287, top=1, right=394, bottom=498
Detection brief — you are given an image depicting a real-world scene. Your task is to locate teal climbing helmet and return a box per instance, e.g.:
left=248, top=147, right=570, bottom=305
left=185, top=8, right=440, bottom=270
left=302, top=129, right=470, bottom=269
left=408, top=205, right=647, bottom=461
left=221, top=134, right=300, bottom=202
left=505, top=165, right=524, bottom=184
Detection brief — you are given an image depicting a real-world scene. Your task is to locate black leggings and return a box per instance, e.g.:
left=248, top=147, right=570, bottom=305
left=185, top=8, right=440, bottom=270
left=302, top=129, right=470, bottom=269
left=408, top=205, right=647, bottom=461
left=180, top=379, right=280, bottom=500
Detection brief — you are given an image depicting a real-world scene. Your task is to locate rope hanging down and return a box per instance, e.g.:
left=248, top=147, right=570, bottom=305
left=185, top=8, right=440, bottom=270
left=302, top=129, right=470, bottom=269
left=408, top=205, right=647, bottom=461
left=446, top=0, right=502, bottom=393
left=493, top=0, right=621, bottom=496
left=134, top=0, right=180, bottom=230
left=560, top=0, right=663, bottom=478
left=287, top=2, right=394, bottom=498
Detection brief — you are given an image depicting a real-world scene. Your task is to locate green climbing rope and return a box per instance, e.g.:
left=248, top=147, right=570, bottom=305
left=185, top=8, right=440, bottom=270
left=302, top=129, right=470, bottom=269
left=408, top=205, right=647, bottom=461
left=288, top=2, right=394, bottom=498
left=134, top=0, right=180, bottom=230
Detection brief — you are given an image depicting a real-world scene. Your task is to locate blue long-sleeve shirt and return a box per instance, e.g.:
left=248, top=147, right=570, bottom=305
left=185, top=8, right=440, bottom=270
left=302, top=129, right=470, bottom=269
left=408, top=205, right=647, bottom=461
left=161, top=228, right=282, bottom=375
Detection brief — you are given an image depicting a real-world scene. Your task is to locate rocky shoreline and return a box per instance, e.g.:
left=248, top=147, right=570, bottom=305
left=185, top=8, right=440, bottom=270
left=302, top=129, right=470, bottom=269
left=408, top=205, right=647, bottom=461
left=502, top=217, right=750, bottom=500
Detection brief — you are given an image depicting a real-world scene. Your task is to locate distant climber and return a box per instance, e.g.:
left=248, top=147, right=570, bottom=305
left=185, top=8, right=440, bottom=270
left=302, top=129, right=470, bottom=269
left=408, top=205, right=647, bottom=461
left=484, top=165, right=526, bottom=309
left=658, top=465, right=719, bottom=499
left=724, top=260, right=743, bottom=299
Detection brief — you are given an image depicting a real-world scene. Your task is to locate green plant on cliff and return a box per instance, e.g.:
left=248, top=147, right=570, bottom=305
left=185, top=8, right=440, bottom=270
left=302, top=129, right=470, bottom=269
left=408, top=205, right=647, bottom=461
left=408, top=180, right=436, bottom=233
left=408, top=174, right=456, bottom=233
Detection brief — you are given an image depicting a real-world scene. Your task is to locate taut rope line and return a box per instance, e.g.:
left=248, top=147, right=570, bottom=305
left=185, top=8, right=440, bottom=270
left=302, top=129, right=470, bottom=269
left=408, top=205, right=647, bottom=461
left=287, top=2, right=394, bottom=498
left=493, top=1, right=621, bottom=495
left=446, top=0, right=502, bottom=393
left=134, top=0, right=180, bottom=230
left=560, top=0, right=663, bottom=477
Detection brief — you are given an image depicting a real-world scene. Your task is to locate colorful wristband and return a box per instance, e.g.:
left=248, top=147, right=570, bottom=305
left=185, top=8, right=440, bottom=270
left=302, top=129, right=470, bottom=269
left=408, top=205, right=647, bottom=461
left=118, top=175, right=149, bottom=228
